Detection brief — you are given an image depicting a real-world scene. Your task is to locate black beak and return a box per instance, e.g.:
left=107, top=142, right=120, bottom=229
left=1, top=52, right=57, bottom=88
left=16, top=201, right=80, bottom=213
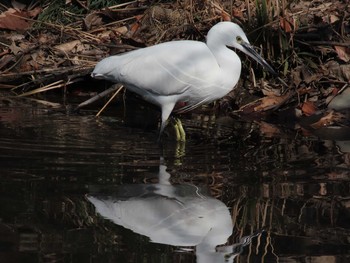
left=241, top=42, right=277, bottom=76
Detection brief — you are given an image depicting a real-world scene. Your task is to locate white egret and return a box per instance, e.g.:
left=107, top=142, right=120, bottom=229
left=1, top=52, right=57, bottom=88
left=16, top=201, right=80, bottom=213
left=91, top=21, right=277, bottom=141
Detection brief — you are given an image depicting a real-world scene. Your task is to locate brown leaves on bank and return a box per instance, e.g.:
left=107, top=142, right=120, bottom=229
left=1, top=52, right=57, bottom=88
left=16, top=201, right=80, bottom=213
left=238, top=91, right=294, bottom=114
left=0, top=0, right=239, bottom=94
left=0, top=0, right=349, bottom=132
left=0, top=7, right=41, bottom=30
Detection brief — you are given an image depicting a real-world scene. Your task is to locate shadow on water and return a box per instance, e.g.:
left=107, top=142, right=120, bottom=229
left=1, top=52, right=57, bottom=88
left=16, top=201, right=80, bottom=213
left=0, top=100, right=350, bottom=262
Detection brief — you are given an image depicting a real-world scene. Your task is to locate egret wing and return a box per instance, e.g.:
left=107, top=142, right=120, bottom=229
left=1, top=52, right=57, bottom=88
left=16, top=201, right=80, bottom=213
left=99, top=41, right=222, bottom=97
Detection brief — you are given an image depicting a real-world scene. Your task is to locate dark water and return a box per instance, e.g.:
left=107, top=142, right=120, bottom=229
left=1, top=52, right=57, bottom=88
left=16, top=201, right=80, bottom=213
left=0, top=100, right=350, bottom=263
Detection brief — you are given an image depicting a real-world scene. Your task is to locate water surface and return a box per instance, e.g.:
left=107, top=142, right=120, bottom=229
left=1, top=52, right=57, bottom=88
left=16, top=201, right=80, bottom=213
left=0, top=99, right=349, bottom=262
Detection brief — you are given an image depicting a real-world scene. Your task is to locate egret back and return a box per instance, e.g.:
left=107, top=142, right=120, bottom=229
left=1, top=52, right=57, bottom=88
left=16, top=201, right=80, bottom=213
left=92, top=41, right=237, bottom=109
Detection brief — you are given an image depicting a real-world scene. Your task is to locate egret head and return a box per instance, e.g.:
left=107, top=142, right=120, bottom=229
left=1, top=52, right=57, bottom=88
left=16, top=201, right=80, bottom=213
left=207, top=22, right=277, bottom=76
left=91, top=56, right=116, bottom=80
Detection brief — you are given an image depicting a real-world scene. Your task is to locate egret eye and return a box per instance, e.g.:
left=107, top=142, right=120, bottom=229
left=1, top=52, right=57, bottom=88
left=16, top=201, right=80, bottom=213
left=236, top=36, right=243, bottom=43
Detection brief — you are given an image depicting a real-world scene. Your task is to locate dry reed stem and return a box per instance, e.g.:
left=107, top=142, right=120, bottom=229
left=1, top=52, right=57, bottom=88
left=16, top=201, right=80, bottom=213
left=96, top=85, right=124, bottom=117
left=17, top=80, right=64, bottom=97
left=262, top=199, right=269, bottom=227
left=23, top=97, right=62, bottom=108
left=108, top=0, right=139, bottom=10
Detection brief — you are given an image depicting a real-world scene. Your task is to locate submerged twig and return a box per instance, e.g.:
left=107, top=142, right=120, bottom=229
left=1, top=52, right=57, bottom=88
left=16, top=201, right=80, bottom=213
left=20, top=97, right=62, bottom=108
left=75, top=84, right=123, bottom=111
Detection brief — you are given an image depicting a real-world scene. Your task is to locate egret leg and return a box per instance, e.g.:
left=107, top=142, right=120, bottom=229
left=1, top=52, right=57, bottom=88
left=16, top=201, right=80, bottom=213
left=158, top=120, right=168, bottom=142
left=158, top=101, right=177, bottom=142
left=174, top=140, right=185, bottom=165
left=174, top=118, right=186, bottom=142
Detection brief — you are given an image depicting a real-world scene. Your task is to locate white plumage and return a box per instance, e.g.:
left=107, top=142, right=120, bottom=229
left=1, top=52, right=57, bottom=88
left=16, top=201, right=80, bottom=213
left=92, top=22, right=276, bottom=139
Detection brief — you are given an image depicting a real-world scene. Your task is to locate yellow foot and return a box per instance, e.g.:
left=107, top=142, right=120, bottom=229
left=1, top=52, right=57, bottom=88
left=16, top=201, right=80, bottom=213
left=174, top=141, right=185, bottom=165
left=174, top=118, right=186, bottom=142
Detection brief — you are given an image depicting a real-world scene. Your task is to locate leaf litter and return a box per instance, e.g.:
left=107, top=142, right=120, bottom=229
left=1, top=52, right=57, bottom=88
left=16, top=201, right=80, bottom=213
left=0, top=0, right=349, bottom=135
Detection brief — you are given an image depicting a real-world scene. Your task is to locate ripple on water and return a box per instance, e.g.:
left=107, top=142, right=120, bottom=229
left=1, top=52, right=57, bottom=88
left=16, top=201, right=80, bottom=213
left=0, top=103, right=350, bottom=262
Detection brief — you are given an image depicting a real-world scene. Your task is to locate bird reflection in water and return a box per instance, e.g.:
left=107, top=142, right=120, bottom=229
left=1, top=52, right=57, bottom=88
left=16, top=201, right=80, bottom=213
left=87, top=161, right=262, bottom=262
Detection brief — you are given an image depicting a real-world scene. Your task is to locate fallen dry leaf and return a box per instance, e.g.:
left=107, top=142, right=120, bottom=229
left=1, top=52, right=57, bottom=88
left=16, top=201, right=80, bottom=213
left=329, top=14, right=339, bottom=23
left=27, top=7, right=42, bottom=18
left=232, top=9, right=244, bottom=21
left=334, top=45, right=350, bottom=62
left=8, top=33, right=25, bottom=42
left=291, top=67, right=303, bottom=86
left=0, top=8, right=30, bottom=30
left=0, top=54, right=14, bottom=71
left=54, top=40, right=83, bottom=54
left=38, top=33, right=53, bottom=44
left=29, top=58, right=40, bottom=70
left=129, top=20, right=142, bottom=35
left=221, top=11, right=231, bottom=21
left=83, top=12, right=103, bottom=30
left=280, top=16, right=294, bottom=33
left=259, top=121, right=281, bottom=137
left=238, top=92, right=293, bottom=114
left=210, top=0, right=230, bottom=21
left=0, top=7, right=41, bottom=31
left=9, top=42, right=22, bottom=55
left=30, top=50, right=50, bottom=68
left=301, top=101, right=317, bottom=116
left=325, top=61, right=350, bottom=82
left=254, top=93, right=292, bottom=112
left=261, top=86, right=283, bottom=96
left=18, top=54, right=33, bottom=72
